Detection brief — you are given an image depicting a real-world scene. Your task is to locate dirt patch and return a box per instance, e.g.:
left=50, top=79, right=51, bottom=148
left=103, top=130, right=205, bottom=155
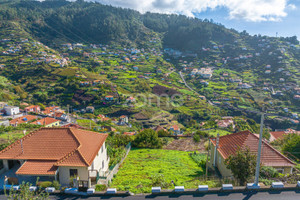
left=163, top=138, right=206, bottom=152
left=152, top=84, right=181, bottom=96
left=0, top=138, right=7, bottom=144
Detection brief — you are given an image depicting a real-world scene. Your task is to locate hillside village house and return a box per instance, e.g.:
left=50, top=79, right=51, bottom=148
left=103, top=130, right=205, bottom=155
left=169, top=125, right=180, bottom=135
left=198, top=68, right=213, bottom=79
left=42, top=106, right=60, bottom=116
left=4, top=106, right=20, bottom=116
left=24, top=105, right=41, bottom=113
left=0, top=128, right=109, bottom=187
left=269, top=128, right=299, bottom=142
left=119, top=115, right=128, bottom=125
left=31, top=117, right=61, bottom=127
left=10, top=115, right=38, bottom=127
left=209, top=130, right=295, bottom=177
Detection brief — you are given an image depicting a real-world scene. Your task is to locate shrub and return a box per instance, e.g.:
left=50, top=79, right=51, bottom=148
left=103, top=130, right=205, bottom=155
left=37, top=181, right=52, bottom=189
left=157, top=129, right=170, bottom=137
left=51, top=180, right=61, bottom=190
left=193, top=134, right=200, bottom=142
left=260, top=166, right=279, bottom=178
left=195, top=131, right=209, bottom=138
left=260, top=178, right=272, bottom=186
left=95, top=184, right=107, bottom=191
left=150, top=174, right=171, bottom=188
left=133, top=129, right=162, bottom=149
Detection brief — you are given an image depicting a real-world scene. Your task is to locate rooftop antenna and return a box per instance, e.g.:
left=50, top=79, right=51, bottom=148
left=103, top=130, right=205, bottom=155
left=253, top=106, right=265, bottom=187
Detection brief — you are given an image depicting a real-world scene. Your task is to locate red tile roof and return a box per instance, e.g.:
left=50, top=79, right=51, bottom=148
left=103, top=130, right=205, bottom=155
left=170, top=125, right=179, bottom=131
left=123, top=132, right=135, bottom=136
left=10, top=115, right=37, bottom=125
left=210, top=130, right=295, bottom=167
left=0, top=128, right=108, bottom=171
left=153, top=125, right=167, bottom=132
left=16, top=160, right=58, bottom=175
left=31, top=117, right=60, bottom=126
left=270, top=131, right=287, bottom=140
left=61, top=123, right=86, bottom=129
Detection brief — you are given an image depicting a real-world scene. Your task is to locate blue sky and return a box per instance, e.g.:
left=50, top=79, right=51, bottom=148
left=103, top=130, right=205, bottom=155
left=194, top=2, right=300, bottom=39
left=93, top=0, right=300, bottom=39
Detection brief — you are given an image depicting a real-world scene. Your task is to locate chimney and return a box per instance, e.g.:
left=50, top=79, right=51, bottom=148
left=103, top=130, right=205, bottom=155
left=20, top=139, right=24, bottom=154
left=23, top=129, right=26, bottom=136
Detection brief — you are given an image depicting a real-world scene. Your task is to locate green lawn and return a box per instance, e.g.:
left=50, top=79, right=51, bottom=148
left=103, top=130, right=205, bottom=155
left=76, top=119, right=97, bottom=128
left=111, top=149, right=215, bottom=194
left=205, top=129, right=231, bottom=137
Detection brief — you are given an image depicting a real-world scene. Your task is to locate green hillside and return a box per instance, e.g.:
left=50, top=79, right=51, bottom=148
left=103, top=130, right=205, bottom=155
left=0, top=0, right=299, bottom=131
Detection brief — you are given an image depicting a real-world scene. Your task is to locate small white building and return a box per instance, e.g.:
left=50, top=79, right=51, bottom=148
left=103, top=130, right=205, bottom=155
left=4, top=106, right=20, bottom=116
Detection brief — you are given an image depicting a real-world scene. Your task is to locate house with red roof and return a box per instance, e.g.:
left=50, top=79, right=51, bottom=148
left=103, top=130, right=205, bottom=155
left=269, top=131, right=288, bottom=142
left=270, top=129, right=300, bottom=142
left=0, top=128, right=109, bottom=186
left=24, top=105, right=41, bottom=113
left=209, top=130, right=295, bottom=177
left=119, top=115, right=128, bottom=125
left=169, top=124, right=180, bottom=135
left=31, top=117, right=61, bottom=127
left=97, top=114, right=110, bottom=122
left=10, top=115, right=38, bottom=127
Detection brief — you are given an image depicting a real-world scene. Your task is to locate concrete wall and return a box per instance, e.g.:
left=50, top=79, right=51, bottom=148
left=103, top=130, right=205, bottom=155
left=58, top=166, right=88, bottom=186
left=0, top=120, right=9, bottom=127
left=209, top=145, right=232, bottom=177
left=88, top=142, right=109, bottom=177
left=45, top=121, right=60, bottom=127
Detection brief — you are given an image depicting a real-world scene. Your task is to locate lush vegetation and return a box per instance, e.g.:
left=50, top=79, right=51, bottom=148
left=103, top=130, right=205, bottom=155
left=282, top=134, right=300, bottom=160
left=225, top=147, right=257, bottom=185
left=132, top=129, right=162, bottom=149
left=111, top=149, right=209, bottom=193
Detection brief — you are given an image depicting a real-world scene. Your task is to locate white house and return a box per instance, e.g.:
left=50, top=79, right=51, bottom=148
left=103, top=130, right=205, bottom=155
left=198, top=68, right=213, bottom=79
left=0, top=128, right=109, bottom=187
left=4, top=106, right=20, bottom=116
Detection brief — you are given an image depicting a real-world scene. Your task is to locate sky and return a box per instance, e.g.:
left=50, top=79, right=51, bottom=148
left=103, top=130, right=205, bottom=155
left=91, top=0, right=300, bottom=39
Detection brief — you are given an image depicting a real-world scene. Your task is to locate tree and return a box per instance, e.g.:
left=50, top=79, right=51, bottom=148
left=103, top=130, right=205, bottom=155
left=225, top=147, right=256, bottom=185
left=133, top=129, right=162, bottom=149
left=157, top=129, right=170, bottom=137
left=282, top=133, right=300, bottom=159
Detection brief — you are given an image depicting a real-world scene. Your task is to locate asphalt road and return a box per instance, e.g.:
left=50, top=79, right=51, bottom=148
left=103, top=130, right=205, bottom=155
left=1, top=190, right=300, bottom=199
left=47, top=190, right=300, bottom=200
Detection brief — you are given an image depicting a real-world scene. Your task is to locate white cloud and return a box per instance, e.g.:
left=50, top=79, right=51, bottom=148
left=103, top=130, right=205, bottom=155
left=90, top=0, right=295, bottom=22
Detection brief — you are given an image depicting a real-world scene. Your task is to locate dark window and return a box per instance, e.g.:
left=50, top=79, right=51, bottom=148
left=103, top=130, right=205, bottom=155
left=102, top=160, right=104, bottom=169
left=101, top=146, right=103, bottom=153
left=70, top=169, right=78, bottom=177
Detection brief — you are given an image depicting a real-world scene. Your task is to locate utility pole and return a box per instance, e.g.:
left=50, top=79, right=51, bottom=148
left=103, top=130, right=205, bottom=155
left=67, top=104, right=70, bottom=122
left=254, top=108, right=265, bottom=187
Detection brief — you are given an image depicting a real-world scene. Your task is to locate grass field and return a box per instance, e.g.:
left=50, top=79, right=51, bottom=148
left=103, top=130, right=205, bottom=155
left=205, top=129, right=231, bottom=137
left=110, top=149, right=215, bottom=194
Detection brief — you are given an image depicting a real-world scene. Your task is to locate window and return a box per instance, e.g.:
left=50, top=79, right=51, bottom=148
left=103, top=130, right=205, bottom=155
left=219, top=157, right=221, bottom=164
left=101, top=146, right=103, bottom=153
left=69, top=169, right=78, bottom=177
left=276, top=168, right=284, bottom=173
left=0, top=160, right=3, bottom=170
left=102, top=160, right=104, bottom=169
